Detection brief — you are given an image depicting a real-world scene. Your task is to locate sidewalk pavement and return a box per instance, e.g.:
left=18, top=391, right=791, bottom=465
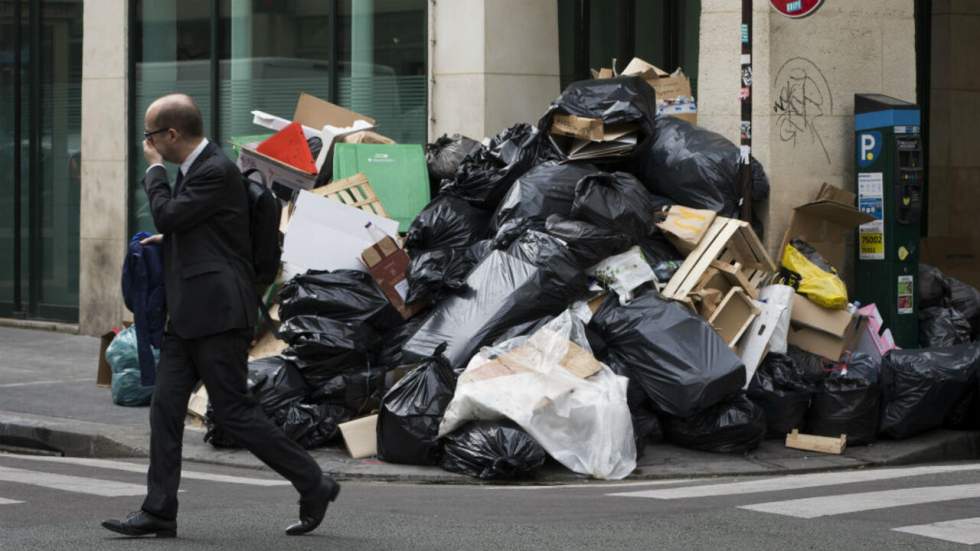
left=2, top=325, right=979, bottom=484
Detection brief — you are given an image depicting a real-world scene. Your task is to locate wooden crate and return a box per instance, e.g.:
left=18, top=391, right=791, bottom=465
left=311, top=173, right=388, bottom=218
left=663, top=217, right=775, bottom=302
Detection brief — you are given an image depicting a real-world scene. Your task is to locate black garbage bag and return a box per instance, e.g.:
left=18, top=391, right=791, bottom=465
left=806, top=353, right=881, bottom=445
left=308, top=365, right=386, bottom=416
left=880, top=343, right=980, bottom=439
left=405, top=247, right=478, bottom=304
left=747, top=353, right=813, bottom=438
left=246, top=356, right=311, bottom=414
left=491, top=315, right=555, bottom=346
left=663, top=393, right=766, bottom=454
left=947, top=275, right=980, bottom=327
left=919, top=264, right=948, bottom=309
left=571, top=171, right=671, bottom=244
left=440, top=123, right=543, bottom=209
left=403, top=244, right=589, bottom=372
left=440, top=421, right=548, bottom=480
left=631, top=401, right=665, bottom=454
left=589, top=290, right=746, bottom=417
left=278, top=315, right=377, bottom=386
left=543, top=215, right=632, bottom=268
left=377, top=345, right=457, bottom=465
left=652, top=260, right=682, bottom=283
left=539, top=76, right=658, bottom=162
left=788, top=345, right=831, bottom=385
left=632, top=115, right=770, bottom=218
left=376, top=316, right=427, bottom=372
left=919, top=306, right=973, bottom=348
left=404, top=195, right=492, bottom=256
left=426, top=133, right=484, bottom=183
left=491, top=162, right=598, bottom=231
left=292, top=402, right=352, bottom=449
left=278, top=270, right=402, bottom=332
left=946, top=381, right=980, bottom=430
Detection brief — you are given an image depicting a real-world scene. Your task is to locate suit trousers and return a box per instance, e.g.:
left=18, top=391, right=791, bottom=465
left=141, top=328, right=322, bottom=520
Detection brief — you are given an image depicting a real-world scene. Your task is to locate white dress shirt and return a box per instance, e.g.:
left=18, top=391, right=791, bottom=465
left=145, top=137, right=210, bottom=177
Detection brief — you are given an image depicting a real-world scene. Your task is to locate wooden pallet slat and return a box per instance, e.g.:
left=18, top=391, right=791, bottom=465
left=312, top=172, right=389, bottom=218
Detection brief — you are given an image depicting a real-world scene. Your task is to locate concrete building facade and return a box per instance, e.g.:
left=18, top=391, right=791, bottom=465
left=1, top=0, right=972, bottom=337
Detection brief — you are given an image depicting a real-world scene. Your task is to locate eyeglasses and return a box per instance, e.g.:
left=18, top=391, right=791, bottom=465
left=143, top=128, right=170, bottom=140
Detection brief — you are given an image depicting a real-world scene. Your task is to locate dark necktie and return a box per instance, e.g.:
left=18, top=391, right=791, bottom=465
left=174, top=169, right=184, bottom=193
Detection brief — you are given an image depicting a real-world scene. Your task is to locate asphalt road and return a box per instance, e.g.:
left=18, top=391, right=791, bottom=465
left=2, top=452, right=980, bottom=550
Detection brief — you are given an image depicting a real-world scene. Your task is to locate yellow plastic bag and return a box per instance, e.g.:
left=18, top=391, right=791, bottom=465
left=779, top=242, right=848, bottom=310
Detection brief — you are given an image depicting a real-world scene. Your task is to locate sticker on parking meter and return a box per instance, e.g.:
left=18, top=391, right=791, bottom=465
left=897, top=275, right=914, bottom=314
left=858, top=172, right=885, bottom=260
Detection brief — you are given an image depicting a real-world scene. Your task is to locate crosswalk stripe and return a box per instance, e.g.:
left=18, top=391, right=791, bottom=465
left=0, top=455, right=289, bottom=487
left=607, top=463, right=980, bottom=500
left=0, top=497, right=24, bottom=505
left=893, top=517, right=980, bottom=545
left=0, top=465, right=147, bottom=497
left=739, top=483, right=980, bottom=519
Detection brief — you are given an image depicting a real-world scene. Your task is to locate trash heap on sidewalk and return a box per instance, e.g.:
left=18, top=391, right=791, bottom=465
left=99, top=56, right=980, bottom=481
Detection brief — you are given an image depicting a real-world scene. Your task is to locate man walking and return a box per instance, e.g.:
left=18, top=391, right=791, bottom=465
left=102, top=94, right=338, bottom=538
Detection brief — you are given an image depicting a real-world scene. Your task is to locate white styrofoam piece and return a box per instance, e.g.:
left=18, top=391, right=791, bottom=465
left=739, top=298, right=783, bottom=387
left=282, top=190, right=399, bottom=273
left=315, top=120, right=376, bottom=170
left=250, top=110, right=320, bottom=139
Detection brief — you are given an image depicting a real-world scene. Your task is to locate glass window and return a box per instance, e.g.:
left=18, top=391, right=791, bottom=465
left=558, top=0, right=700, bottom=93
left=131, top=0, right=428, bottom=233
left=0, top=0, right=83, bottom=321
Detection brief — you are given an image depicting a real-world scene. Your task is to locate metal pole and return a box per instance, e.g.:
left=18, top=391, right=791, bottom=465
left=738, top=0, right=753, bottom=223
left=28, top=0, right=40, bottom=314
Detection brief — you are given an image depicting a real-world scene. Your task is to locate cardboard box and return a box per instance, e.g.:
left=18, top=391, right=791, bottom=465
left=780, top=183, right=876, bottom=271
left=343, top=130, right=395, bottom=145
left=361, top=235, right=427, bottom=320
left=97, top=331, right=116, bottom=388
left=787, top=294, right=860, bottom=361
left=238, top=93, right=375, bottom=192
left=338, top=414, right=378, bottom=459
left=618, top=57, right=697, bottom=124
left=657, top=206, right=718, bottom=254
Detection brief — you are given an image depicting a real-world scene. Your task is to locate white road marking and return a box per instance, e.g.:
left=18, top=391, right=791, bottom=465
left=0, top=378, right=90, bottom=388
left=739, top=483, right=980, bottom=519
left=0, top=465, right=147, bottom=497
left=894, top=517, right=980, bottom=545
left=483, top=479, right=695, bottom=490
left=608, top=463, right=980, bottom=500
left=0, top=455, right=289, bottom=487
left=0, top=497, right=24, bottom=505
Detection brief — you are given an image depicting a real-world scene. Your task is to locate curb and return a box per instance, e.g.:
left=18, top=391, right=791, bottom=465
left=2, top=410, right=978, bottom=485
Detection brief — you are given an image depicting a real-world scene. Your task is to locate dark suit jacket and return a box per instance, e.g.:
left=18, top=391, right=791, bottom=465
left=143, top=141, right=257, bottom=339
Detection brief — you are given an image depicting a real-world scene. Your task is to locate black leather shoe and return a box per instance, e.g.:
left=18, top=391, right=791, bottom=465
left=285, top=476, right=340, bottom=536
left=102, top=510, right=177, bottom=538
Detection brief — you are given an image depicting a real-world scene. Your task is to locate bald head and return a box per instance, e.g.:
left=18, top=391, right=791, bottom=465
left=147, top=93, right=203, bottom=139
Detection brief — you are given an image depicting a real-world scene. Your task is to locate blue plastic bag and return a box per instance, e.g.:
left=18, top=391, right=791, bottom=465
left=106, top=326, right=157, bottom=407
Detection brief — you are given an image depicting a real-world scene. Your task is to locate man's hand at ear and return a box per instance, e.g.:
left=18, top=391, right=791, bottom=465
left=143, top=139, right=163, bottom=166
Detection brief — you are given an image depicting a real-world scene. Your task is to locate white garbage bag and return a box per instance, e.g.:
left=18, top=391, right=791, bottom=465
left=438, top=311, right=636, bottom=480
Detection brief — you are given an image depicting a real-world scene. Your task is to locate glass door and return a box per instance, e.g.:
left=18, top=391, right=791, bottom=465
left=0, top=0, right=83, bottom=322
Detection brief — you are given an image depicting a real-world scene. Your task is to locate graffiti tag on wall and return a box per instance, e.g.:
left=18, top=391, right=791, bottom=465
left=773, top=57, right=833, bottom=164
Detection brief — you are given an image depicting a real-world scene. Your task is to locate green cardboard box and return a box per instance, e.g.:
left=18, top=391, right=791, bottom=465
left=332, top=143, right=430, bottom=232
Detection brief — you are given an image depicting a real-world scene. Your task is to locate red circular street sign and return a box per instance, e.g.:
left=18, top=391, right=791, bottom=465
left=770, top=0, right=824, bottom=18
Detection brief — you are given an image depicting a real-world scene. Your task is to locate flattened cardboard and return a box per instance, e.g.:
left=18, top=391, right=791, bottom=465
left=293, top=92, right=375, bottom=130
left=788, top=294, right=859, bottom=361
left=343, top=130, right=395, bottom=145
left=338, top=414, right=378, bottom=459
left=551, top=114, right=604, bottom=141
left=657, top=206, right=717, bottom=254
left=780, top=183, right=875, bottom=270
left=282, top=190, right=399, bottom=273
